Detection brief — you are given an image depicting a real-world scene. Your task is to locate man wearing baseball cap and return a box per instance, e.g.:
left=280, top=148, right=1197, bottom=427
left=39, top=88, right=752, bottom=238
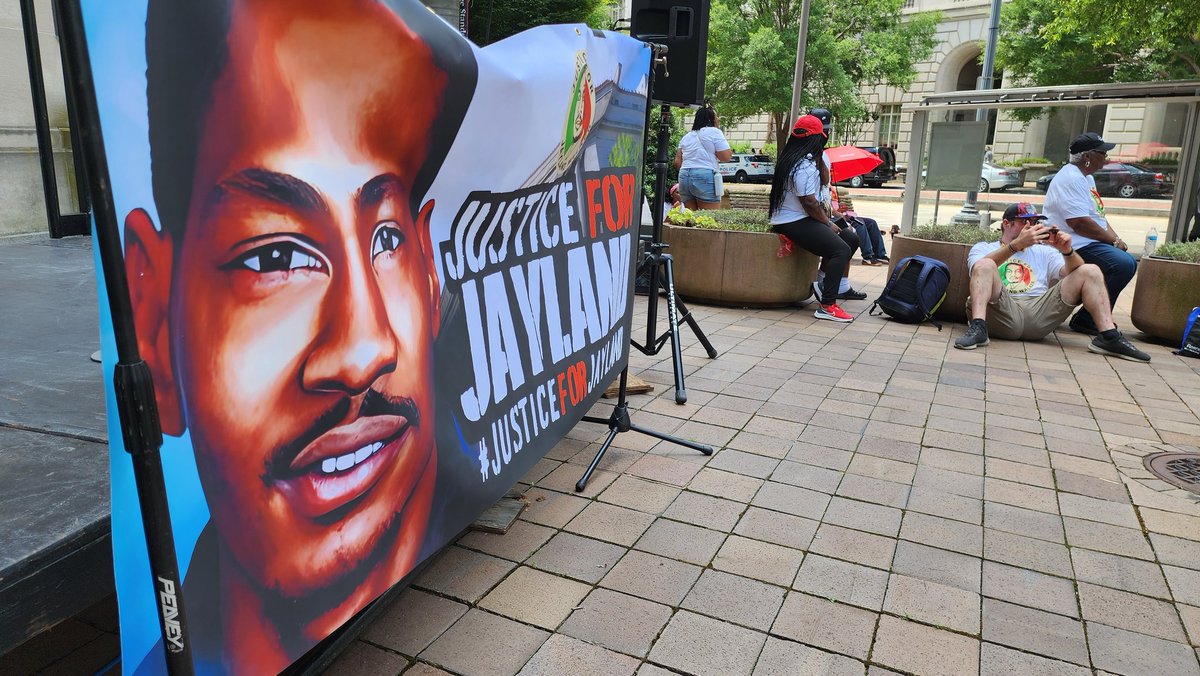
left=955, top=202, right=1150, bottom=362
left=1042, top=131, right=1138, bottom=336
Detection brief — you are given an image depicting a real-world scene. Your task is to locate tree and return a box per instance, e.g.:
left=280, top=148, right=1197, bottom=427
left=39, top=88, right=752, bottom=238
left=467, top=0, right=617, bottom=45
left=997, top=0, right=1200, bottom=86
left=705, top=0, right=939, bottom=154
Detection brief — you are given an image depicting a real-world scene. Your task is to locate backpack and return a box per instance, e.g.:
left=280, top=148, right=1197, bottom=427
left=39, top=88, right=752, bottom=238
left=1175, top=306, right=1200, bottom=358
left=869, top=255, right=951, bottom=329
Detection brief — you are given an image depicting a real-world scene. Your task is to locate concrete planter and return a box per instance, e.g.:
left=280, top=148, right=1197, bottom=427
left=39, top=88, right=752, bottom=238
left=1131, top=256, right=1200, bottom=342
left=1020, top=163, right=1057, bottom=184
left=886, top=236, right=973, bottom=323
left=661, top=224, right=820, bottom=307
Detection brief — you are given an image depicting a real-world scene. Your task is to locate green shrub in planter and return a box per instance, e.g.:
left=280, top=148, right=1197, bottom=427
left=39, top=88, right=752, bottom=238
left=998, top=156, right=1052, bottom=168
left=909, top=222, right=1002, bottom=245
left=1154, top=240, right=1200, bottom=264
left=666, top=207, right=774, bottom=233
left=703, top=208, right=772, bottom=233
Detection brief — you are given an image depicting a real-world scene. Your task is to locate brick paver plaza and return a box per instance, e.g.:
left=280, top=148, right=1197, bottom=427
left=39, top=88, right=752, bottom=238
left=329, top=264, right=1200, bottom=676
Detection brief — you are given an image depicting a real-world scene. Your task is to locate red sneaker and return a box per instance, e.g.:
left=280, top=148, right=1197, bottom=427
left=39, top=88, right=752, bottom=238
left=814, top=303, right=854, bottom=323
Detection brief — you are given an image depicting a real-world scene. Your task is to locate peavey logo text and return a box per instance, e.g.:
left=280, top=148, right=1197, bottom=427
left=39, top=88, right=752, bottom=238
left=157, top=576, right=185, bottom=653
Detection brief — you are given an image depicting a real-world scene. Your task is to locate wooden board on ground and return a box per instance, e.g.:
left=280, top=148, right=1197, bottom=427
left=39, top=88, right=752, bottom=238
left=604, top=375, right=653, bottom=398
left=469, top=488, right=528, bottom=534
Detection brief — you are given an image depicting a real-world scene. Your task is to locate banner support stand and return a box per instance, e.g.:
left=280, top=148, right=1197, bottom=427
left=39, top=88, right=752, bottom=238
left=56, top=1, right=194, bottom=673
left=575, top=367, right=713, bottom=491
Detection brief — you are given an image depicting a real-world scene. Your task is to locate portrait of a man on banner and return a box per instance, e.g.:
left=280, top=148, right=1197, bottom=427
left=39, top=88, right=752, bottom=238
left=81, top=0, right=649, bottom=671
left=116, top=1, right=474, bottom=671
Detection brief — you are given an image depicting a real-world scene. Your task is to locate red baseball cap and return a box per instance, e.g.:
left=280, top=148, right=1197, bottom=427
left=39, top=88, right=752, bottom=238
left=791, top=114, right=826, bottom=139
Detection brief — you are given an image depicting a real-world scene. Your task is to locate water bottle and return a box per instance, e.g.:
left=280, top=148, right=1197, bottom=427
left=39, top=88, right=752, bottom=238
left=1143, top=227, right=1158, bottom=256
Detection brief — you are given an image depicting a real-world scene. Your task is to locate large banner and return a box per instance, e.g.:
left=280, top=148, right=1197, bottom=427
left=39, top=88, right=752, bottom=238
left=82, top=1, right=649, bottom=672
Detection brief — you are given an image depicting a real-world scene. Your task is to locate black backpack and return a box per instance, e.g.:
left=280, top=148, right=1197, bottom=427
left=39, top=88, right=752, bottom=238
left=869, top=255, right=951, bottom=329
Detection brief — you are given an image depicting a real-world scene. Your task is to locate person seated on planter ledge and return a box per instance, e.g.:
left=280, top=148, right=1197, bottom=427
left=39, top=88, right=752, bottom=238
left=1042, top=132, right=1136, bottom=336
left=769, top=114, right=860, bottom=323
left=833, top=191, right=889, bottom=266
left=955, top=202, right=1151, bottom=362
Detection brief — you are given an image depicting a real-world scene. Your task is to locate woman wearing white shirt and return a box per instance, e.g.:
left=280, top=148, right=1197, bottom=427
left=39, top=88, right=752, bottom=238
left=673, top=107, right=733, bottom=210
left=769, top=115, right=861, bottom=322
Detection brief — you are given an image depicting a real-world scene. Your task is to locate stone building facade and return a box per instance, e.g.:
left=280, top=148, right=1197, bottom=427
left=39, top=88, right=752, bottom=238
left=716, top=0, right=1183, bottom=169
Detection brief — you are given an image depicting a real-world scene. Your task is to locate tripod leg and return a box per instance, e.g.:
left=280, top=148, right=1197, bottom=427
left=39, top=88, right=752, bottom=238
left=659, top=254, right=688, bottom=404
left=576, top=426, right=620, bottom=492
left=627, top=421, right=713, bottom=454
left=673, top=295, right=719, bottom=359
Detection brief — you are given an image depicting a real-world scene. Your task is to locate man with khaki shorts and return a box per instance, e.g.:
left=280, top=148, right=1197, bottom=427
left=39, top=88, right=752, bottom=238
left=954, top=203, right=1150, bottom=362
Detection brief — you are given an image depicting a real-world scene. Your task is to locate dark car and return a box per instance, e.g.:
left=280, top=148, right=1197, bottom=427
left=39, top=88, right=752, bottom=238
left=1035, top=162, right=1171, bottom=198
left=834, top=146, right=897, bottom=188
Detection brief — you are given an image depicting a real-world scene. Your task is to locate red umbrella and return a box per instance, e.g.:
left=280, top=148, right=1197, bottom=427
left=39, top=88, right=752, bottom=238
left=825, top=145, right=883, bottom=183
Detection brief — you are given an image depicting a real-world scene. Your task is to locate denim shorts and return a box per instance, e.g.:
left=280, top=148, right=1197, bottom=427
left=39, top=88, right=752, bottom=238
left=678, top=167, right=719, bottom=203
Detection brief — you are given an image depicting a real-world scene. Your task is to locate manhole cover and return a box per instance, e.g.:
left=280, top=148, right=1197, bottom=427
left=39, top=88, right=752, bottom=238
left=1144, top=452, right=1200, bottom=494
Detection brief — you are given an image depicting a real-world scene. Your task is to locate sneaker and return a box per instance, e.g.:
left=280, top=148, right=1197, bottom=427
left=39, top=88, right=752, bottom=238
left=876, top=254, right=890, bottom=262
left=837, top=287, right=868, bottom=301
left=1068, top=314, right=1100, bottom=336
left=954, top=319, right=990, bottom=350
left=815, top=303, right=855, bottom=323
left=811, top=281, right=824, bottom=303
left=861, top=258, right=881, bottom=266
left=1089, top=331, right=1151, bottom=362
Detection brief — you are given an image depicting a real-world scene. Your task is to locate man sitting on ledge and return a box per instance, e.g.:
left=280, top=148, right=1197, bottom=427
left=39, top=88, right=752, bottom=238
left=954, top=202, right=1150, bottom=362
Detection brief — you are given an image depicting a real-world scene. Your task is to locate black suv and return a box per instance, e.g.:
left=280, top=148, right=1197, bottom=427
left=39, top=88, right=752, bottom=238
left=834, top=146, right=898, bottom=188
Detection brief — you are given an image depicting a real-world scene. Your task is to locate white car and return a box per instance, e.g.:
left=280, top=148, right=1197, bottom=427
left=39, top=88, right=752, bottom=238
left=922, top=162, right=1023, bottom=192
left=719, top=153, right=774, bottom=183
left=979, top=162, right=1022, bottom=192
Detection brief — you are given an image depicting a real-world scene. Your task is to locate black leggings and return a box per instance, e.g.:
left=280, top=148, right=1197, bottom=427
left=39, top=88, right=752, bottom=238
left=773, top=217, right=859, bottom=303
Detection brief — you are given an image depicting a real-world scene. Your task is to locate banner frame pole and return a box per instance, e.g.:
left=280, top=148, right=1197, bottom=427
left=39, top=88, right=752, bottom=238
left=55, top=1, right=194, bottom=673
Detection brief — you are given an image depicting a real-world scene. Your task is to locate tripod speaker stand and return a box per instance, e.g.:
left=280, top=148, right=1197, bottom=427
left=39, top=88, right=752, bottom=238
left=574, top=44, right=714, bottom=492
left=631, top=102, right=718, bottom=405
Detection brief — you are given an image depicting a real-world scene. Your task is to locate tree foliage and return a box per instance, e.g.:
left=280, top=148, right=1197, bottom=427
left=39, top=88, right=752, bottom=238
left=705, top=0, right=939, bottom=153
left=996, top=0, right=1200, bottom=86
left=467, top=0, right=617, bottom=45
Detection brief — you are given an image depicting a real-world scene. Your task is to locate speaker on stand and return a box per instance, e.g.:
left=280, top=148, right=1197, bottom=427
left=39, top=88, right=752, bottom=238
left=630, top=0, right=710, bottom=107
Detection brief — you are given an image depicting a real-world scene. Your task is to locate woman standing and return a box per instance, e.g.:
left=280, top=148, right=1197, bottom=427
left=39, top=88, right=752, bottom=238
left=769, top=114, right=860, bottom=322
left=674, top=106, right=733, bottom=210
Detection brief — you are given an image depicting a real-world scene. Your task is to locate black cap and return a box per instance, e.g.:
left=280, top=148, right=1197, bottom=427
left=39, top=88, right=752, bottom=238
left=809, top=107, right=832, bottom=132
left=1069, top=132, right=1115, bottom=154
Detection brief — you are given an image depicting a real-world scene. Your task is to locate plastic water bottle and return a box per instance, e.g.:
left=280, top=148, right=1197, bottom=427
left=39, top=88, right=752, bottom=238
left=1143, top=227, right=1158, bottom=256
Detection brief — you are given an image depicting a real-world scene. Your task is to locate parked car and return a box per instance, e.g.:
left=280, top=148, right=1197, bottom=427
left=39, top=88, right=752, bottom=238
left=920, top=162, right=1022, bottom=191
left=834, top=146, right=897, bottom=188
left=979, top=162, right=1022, bottom=192
left=718, top=154, right=774, bottom=183
left=1035, top=162, right=1171, bottom=198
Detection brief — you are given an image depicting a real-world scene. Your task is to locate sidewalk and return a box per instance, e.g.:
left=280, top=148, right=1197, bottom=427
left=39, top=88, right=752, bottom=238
left=329, top=262, right=1200, bottom=676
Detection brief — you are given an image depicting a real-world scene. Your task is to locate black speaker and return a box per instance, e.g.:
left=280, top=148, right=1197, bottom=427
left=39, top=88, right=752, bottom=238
left=631, top=0, right=710, bottom=107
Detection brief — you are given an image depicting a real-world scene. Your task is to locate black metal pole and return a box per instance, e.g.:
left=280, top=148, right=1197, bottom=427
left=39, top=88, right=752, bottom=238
left=19, top=0, right=66, bottom=238
left=55, top=1, right=194, bottom=673
left=51, top=0, right=91, bottom=218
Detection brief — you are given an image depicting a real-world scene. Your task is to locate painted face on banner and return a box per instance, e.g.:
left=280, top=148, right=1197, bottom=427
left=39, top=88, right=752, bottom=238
left=126, top=0, right=444, bottom=638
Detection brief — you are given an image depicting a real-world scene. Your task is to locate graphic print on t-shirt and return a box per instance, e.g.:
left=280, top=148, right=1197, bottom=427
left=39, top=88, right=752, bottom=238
left=999, top=259, right=1035, bottom=294
left=1090, top=188, right=1105, bottom=216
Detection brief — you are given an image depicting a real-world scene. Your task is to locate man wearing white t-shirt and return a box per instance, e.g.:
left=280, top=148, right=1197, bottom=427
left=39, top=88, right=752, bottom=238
left=1042, top=132, right=1137, bottom=335
left=955, top=203, right=1149, bottom=362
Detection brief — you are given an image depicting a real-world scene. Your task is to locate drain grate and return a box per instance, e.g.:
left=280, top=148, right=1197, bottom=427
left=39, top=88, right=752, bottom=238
left=1144, top=452, right=1200, bottom=494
